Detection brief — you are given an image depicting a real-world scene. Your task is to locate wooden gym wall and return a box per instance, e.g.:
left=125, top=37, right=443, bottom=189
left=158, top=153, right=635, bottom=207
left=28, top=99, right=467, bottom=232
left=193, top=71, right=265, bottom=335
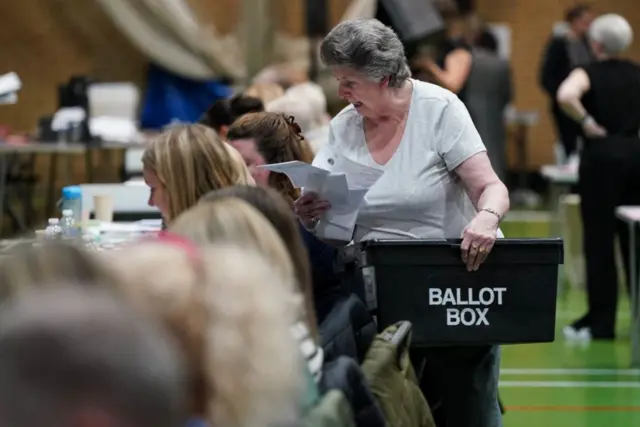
left=0, top=0, right=639, bottom=174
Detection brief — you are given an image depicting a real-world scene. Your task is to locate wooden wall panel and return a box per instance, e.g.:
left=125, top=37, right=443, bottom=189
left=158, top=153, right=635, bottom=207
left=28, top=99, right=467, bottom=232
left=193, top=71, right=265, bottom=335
left=0, top=0, right=147, bottom=133
left=2, top=0, right=639, bottom=172
left=477, top=0, right=640, bottom=167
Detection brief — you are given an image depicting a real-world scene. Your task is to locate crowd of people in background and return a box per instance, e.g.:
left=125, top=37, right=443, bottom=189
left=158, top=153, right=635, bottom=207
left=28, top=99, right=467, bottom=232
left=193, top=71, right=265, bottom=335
left=0, top=4, right=637, bottom=427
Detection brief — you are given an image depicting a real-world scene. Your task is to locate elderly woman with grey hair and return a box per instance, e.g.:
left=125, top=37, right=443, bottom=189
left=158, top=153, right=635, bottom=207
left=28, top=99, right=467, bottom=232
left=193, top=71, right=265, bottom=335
left=558, top=14, right=640, bottom=341
left=293, top=18, right=509, bottom=427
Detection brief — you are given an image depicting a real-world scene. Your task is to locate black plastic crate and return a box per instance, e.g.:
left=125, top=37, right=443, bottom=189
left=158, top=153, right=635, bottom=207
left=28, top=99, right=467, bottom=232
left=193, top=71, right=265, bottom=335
left=353, top=238, right=564, bottom=347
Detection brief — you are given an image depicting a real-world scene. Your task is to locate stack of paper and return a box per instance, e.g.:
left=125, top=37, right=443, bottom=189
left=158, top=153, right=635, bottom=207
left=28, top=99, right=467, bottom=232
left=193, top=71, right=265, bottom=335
left=0, top=72, right=22, bottom=105
left=260, top=158, right=383, bottom=241
left=88, top=82, right=141, bottom=143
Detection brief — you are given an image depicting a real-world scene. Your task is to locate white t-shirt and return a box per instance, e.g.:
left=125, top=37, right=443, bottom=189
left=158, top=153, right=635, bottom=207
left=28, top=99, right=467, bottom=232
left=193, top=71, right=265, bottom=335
left=312, top=79, right=487, bottom=242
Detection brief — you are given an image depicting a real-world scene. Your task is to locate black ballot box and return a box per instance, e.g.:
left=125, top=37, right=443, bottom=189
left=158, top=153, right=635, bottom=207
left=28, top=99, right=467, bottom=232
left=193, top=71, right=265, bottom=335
left=351, top=238, right=564, bottom=347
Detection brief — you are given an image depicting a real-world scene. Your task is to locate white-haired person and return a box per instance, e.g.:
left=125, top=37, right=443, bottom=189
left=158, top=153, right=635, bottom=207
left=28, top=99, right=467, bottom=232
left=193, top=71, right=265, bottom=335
left=266, top=82, right=331, bottom=153
left=293, top=17, right=510, bottom=427
left=558, top=14, right=640, bottom=341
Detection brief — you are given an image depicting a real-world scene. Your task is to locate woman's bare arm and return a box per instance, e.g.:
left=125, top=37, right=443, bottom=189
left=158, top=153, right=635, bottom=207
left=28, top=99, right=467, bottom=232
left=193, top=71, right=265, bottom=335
left=557, top=68, right=591, bottom=121
left=454, top=151, right=510, bottom=219
left=426, top=49, right=473, bottom=94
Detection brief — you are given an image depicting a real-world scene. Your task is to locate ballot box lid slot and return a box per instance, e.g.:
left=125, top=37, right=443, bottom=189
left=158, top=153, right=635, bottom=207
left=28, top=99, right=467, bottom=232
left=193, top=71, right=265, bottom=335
left=357, top=238, right=564, bottom=267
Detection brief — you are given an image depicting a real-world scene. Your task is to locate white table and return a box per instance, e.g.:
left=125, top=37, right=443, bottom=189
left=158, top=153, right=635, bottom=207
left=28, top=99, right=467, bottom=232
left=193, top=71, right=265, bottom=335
left=616, top=206, right=640, bottom=367
left=0, top=141, right=150, bottom=233
left=79, top=183, right=157, bottom=215
left=540, top=164, right=578, bottom=186
left=540, top=165, right=578, bottom=236
left=540, top=165, right=579, bottom=298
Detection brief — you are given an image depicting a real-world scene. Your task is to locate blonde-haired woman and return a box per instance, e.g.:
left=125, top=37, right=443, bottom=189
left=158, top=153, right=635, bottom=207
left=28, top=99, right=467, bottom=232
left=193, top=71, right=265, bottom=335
left=108, top=240, right=304, bottom=427
left=0, top=241, right=118, bottom=298
left=142, top=123, right=254, bottom=224
left=244, top=82, right=286, bottom=105
left=168, top=199, right=322, bottom=383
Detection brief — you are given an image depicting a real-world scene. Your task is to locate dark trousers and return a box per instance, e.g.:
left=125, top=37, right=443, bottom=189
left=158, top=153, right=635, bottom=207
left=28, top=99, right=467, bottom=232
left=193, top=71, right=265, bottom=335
left=578, top=138, right=640, bottom=338
left=551, top=104, right=582, bottom=159
left=411, top=346, right=502, bottom=427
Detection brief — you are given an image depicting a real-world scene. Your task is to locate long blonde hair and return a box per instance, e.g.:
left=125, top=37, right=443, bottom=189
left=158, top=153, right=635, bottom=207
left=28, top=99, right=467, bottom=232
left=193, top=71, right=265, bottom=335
left=244, top=82, right=285, bottom=105
left=168, top=199, right=318, bottom=337
left=142, top=124, right=254, bottom=223
left=0, top=242, right=118, bottom=299
left=108, top=242, right=302, bottom=427
left=200, top=186, right=317, bottom=340
left=169, top=198, right=297, bottom=287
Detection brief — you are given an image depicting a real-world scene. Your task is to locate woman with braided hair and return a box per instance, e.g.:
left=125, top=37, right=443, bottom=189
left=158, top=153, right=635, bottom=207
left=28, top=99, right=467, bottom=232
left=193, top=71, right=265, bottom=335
left=227, top=112, right=314, bottom=204
left=226, top=112, right=342, bottom=323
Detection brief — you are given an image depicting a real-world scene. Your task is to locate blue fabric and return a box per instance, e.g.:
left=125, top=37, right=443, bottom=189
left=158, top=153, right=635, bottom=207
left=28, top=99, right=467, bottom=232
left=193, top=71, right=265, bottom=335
left=185, top=418, right=207, bottom=427
left=140, top=63, right=233, bottom=130
left=298, top=224, right=343, bottom=323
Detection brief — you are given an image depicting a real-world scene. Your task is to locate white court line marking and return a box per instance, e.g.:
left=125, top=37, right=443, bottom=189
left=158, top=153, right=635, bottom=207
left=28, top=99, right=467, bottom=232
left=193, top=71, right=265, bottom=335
left=499, top=381, right=640, bottom=388
left=556, top=311, right=631, bottom=320
left=501, top=369, right=640, bottom=376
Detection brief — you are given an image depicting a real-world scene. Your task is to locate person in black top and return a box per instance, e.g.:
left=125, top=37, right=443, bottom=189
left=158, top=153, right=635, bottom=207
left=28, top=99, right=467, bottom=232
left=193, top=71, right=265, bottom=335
left=540, top=4, right=596, bottom=161
left=557, top=14, right=640, bottom=340
left=414, top=9, right=473, bottom=102
left=200, top=94, right=264, bottom=139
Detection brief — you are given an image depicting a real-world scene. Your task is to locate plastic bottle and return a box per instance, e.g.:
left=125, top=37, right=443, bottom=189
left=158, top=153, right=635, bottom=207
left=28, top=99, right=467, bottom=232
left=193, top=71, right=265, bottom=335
left=82, top=234, right=97, bottom=251
left=60, top=209, right=77, bottom=239
left=61, top=186, right=83, bottom=224
left=44, top=218, right=63, bottom=240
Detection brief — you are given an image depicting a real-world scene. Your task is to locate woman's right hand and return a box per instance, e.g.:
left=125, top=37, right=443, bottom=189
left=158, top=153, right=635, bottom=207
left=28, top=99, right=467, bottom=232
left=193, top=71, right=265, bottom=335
left=294, top=192, right=331, bottom=229
left=582, top=117, right=608, bottom=138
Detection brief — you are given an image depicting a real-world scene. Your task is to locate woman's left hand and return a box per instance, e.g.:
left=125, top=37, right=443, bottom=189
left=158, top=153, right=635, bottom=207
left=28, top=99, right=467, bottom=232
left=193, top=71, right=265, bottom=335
left=460, top=210, right=500, bottom=272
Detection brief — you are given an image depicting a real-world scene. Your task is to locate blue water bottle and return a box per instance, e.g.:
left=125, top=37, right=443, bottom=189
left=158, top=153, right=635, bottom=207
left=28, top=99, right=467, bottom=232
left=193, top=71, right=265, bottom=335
left=61, top=186, right=83, bottom=224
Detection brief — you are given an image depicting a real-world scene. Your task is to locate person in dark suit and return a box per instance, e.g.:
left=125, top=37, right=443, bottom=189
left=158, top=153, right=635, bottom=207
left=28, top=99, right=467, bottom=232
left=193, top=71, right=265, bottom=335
left=539, top=4, right=596, bottom=161
left=465, top=29, right=513, bottom=181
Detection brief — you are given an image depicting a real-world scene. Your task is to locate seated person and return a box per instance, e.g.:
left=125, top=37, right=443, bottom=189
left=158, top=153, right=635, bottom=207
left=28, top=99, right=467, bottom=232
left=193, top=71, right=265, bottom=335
left=225, top=113, right=343, bottom=320
left=168, top=198, right=323, bottom=386
left=110, top=240, right=305, bottom=427
left=142, top=123, right=254, bottom=225
left=200, top=94, right=264, bottom=139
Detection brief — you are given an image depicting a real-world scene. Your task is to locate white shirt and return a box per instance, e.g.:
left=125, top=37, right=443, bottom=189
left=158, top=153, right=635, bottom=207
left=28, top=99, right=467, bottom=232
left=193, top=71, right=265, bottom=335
left=312, top=80, right=487, bottom=242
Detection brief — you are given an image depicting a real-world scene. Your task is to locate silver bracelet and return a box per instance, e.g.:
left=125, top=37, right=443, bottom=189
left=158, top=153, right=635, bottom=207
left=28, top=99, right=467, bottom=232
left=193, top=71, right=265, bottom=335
left=481, top=208, right=502, bottom=222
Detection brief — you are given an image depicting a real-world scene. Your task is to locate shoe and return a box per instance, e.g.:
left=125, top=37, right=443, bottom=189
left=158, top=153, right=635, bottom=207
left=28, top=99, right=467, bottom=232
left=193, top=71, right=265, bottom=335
left=563, top=325, right=592, bottom=341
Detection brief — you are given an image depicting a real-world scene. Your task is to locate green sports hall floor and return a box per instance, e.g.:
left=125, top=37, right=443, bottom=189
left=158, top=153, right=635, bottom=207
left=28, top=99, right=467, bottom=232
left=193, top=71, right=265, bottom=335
left=499, top=214, right=640, bottom=426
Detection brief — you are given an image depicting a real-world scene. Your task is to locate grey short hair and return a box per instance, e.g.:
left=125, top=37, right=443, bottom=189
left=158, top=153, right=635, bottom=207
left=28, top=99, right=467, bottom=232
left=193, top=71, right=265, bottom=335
left=320, top=18, right=411, bottom=88
left=0, top=287, right=186, bottom=427
left=589, top=14, right=633, bottom=56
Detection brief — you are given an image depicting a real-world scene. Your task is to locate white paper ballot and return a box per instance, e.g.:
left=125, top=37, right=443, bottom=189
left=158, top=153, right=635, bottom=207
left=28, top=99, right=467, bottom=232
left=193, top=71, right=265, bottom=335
left=316, top=188, right=370, bottom=240
left=260, top=158, right=384, bottom=241
left=260, top=161, right=330, bottom=190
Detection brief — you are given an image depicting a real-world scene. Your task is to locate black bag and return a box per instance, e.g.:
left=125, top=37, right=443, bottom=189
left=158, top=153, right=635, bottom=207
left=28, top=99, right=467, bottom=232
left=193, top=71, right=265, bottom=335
left=352, top=238, right=563, bottom=346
